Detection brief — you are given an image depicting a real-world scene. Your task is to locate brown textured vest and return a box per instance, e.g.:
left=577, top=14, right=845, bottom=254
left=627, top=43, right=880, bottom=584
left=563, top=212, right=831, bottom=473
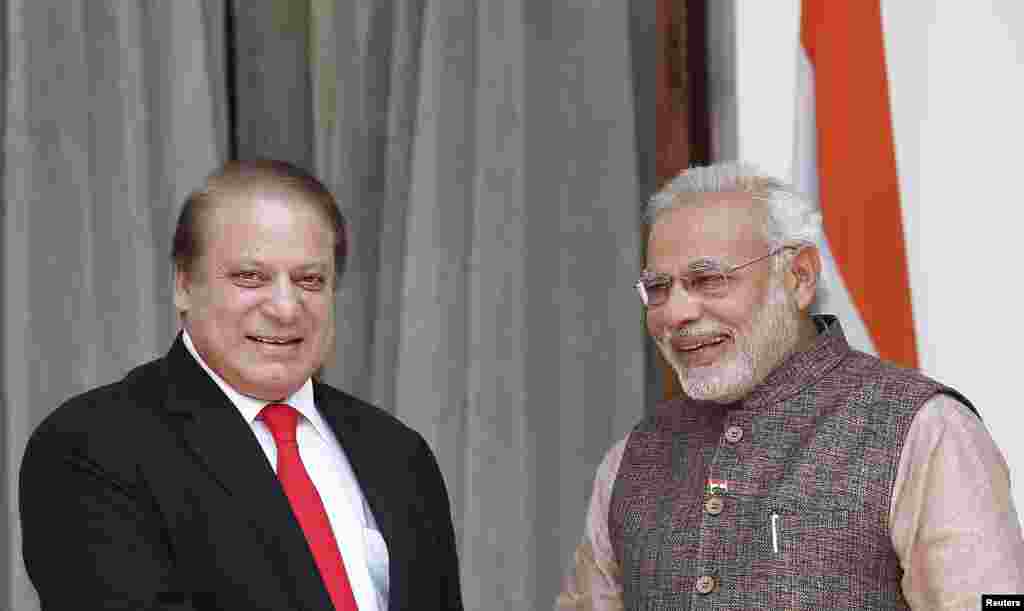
left=609, top=316, right=973, bottom=610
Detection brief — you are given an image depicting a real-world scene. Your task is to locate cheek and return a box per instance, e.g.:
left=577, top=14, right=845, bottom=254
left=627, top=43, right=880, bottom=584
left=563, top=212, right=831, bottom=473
left=198, top=286, right=252, bottom=316
left=645, top=310, right=668, bottom=338
left=728, top=301, right=764, bottom=332
left=309, top=299, right=335, bottom=333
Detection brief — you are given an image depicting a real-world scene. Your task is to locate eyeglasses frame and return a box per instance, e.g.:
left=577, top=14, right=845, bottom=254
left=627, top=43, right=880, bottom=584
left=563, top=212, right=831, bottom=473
left=635, top=245, right=800, bottom=307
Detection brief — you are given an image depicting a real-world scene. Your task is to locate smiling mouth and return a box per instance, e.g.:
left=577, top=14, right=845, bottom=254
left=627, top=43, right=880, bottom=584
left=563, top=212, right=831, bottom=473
left=249, top=336, right=302, bottom=346
left=670, top=335, right=729, bottom=353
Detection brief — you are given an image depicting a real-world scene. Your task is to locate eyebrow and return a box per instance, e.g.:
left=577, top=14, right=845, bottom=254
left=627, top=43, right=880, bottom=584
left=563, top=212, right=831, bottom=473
left=232, top=260, right=331, bottom=272
left=293, top=263, right=331, bottom=272
left=687, top=258, right=727, bottom=273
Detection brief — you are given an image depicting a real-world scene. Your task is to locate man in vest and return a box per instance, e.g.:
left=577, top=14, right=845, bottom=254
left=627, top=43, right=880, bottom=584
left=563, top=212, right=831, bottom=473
left=557, top=162, right=1024, bottom=609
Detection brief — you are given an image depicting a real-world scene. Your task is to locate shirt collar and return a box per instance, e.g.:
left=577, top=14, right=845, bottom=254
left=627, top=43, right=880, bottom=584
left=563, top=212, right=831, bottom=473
left=181, top=329, right=333, bottom=440
left=733, top=314, right=849, bottom=412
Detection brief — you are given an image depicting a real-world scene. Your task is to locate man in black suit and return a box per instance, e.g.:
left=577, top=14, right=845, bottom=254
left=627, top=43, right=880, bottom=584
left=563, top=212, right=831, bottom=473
left=19, top=160, right=464, bottom=610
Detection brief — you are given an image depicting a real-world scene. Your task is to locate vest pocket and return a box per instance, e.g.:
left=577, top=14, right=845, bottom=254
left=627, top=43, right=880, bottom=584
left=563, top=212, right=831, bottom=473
left=765, top=505, right=852, bottom=566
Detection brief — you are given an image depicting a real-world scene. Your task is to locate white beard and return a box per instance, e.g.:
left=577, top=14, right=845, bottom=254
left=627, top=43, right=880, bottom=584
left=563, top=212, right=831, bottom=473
left=659, top=270, right=802, bottom=403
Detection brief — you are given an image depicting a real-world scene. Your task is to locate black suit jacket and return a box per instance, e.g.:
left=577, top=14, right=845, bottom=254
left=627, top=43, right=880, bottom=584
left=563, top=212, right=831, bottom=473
left=19, top=336, right=464, bottom=610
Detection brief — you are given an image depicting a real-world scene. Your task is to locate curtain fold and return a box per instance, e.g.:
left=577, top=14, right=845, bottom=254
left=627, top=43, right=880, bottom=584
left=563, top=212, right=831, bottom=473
left=3, top=1, right=651, bottom=608
left=305, top=2, right=647, bottom=605
left=2, top=2, right=228, bottom=609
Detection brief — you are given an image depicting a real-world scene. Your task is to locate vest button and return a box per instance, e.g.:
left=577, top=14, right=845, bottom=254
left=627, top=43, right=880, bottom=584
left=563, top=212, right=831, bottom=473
left=724, top=425, right=743, bottom=443
left=704, top=496, right=724, bottom=515
left=694, top=575, right=716, bottom=594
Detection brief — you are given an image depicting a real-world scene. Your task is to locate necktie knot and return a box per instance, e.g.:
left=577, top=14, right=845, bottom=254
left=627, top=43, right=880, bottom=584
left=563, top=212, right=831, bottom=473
left=260, top=403, right=299, bottom=444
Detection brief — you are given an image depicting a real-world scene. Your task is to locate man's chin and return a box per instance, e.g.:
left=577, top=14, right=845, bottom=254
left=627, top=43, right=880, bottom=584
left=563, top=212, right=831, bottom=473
left=237, top=384, right=301, bottom=402
left=677, top=369, right=749, bottom=403
left=232, top=368, right=312, bottom=402
left=682, top=385, right=740, bottom=403
left=661, top=346, right=751, bottom=402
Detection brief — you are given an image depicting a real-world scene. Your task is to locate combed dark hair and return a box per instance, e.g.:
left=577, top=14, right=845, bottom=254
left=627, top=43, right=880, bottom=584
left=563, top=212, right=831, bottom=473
left=172, top=159, right=347, bottom=280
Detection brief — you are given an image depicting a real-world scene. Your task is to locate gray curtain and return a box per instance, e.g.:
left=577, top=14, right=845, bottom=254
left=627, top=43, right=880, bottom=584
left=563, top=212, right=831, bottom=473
left=2, top=2, right=229, bottom=608
left=2, top=1, right=654, bottom=609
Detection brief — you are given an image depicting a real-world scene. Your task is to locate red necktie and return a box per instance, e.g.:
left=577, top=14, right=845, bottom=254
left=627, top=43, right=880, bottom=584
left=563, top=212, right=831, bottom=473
left=260, top=403, right=359, bottom=611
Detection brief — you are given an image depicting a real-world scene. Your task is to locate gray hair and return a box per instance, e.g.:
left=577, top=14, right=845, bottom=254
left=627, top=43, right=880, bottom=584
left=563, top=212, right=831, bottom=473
left=646, top=161, right=823, bottom=247
left=645, top=161, right=828, bottom=300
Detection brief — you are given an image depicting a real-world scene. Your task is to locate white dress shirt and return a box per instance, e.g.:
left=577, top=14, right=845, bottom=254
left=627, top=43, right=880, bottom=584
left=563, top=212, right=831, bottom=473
left=183, top=330, right=388, bottom=611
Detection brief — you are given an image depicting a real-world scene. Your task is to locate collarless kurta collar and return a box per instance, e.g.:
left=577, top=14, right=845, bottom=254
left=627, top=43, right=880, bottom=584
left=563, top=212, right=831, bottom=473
left=735, top=314, right=851, bottom=412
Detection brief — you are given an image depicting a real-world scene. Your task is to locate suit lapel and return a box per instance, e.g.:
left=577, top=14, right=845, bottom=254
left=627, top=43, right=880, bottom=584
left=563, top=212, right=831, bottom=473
left=314, top=385, right=403, bottom=601
left=161, top=337, right=334, bottom=611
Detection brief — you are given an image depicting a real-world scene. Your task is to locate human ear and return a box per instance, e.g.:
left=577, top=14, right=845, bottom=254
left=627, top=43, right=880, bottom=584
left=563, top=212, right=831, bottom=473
left=787, top=246, right=821, bottom=311
left=173, top=265, right=193, bottom=314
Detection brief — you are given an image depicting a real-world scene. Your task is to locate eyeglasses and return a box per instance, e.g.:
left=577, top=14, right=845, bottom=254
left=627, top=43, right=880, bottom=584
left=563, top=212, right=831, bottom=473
left=635, top=246, right=794, bottom=307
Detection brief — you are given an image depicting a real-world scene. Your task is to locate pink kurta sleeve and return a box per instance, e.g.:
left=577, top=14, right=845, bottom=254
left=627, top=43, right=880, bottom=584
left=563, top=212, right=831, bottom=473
left=891, top=394, right=1024, bottom=609
left=555, top=437, right=628, bottom=611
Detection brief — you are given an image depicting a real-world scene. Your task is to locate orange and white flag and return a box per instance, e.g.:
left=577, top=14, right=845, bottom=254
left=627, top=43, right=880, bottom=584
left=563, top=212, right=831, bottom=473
left=795, top=0, right=918, bottom=368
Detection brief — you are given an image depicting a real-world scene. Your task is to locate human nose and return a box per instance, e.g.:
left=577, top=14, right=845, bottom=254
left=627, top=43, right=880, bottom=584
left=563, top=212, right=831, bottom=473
left=262, top=277, right=302, bottom=322
left=648, top=282, right=703, bottom=333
